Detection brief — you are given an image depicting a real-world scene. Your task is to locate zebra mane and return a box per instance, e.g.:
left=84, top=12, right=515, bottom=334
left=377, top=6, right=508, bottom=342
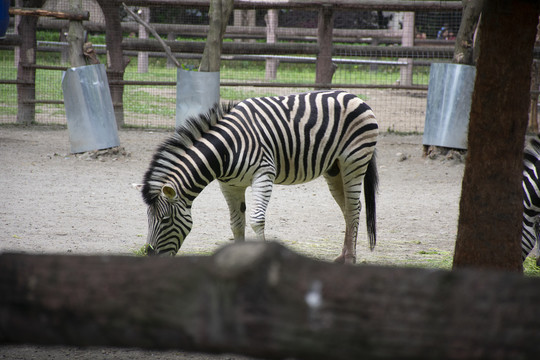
left=141, top=102, right=235, bottom=205
left=173, top=102, right=232, bottom=150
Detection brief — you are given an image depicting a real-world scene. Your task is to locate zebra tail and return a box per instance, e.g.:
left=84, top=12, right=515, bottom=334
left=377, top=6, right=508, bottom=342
left=364, top=150, right=379, bottom=250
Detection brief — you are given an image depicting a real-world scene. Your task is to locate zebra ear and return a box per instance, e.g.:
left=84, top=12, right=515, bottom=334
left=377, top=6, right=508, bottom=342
left=161, top=184, right=178, bottom=201
left=132, top=183, right=144, bottom=191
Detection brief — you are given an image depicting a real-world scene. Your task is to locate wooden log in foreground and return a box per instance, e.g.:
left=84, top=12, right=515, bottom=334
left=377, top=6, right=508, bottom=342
left=1, top=242, right=540, bottom=359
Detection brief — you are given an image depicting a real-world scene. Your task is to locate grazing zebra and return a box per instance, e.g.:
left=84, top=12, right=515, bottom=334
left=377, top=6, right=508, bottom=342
left=522, top=135, right=540, bottom=265
left=140, top=90, right=378, bottom=264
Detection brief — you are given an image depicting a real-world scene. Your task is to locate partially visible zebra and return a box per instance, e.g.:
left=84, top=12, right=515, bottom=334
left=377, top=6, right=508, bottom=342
left=140, top=90, right=378, bottom=264
left=522, top=135, right=540, bottom=265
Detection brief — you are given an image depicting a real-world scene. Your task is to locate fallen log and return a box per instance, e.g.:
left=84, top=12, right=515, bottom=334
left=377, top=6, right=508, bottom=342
left=1, top=242, right=540, bottom=359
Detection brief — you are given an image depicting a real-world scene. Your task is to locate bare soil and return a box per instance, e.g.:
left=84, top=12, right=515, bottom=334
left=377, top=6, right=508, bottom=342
left=0, top=125, right=464, bottom=359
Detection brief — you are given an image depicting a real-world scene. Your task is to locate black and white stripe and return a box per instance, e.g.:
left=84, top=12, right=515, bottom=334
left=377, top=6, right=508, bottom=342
left=141, top=90, right=378, bottom=263
left=522, top=136, right=540, bottom=264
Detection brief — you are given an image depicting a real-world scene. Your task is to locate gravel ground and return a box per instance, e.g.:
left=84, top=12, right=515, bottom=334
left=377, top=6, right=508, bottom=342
left=0, top=125, right=464, bottom=359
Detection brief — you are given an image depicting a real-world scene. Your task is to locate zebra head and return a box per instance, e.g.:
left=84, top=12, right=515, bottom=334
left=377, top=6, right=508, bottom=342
left=145, top=183, right=193, bottom=256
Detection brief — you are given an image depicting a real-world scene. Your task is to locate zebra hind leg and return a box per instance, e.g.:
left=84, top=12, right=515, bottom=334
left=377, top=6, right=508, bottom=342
left=534, top=221, right=540, bottom=266
left=324, top=161, right=361, bottom=264
left=219, top=182, right=247, bottom=242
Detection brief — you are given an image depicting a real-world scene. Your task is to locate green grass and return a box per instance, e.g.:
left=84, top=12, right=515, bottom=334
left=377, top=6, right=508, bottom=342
left=133, top=243, right=153, bottom=257
left=524, top=257, right=540, bottom=276
left=410, top=249, right=540, bottom=277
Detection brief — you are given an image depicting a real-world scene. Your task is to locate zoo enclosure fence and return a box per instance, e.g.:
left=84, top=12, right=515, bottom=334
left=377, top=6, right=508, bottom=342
left=1, top=0, right=539, bottom=133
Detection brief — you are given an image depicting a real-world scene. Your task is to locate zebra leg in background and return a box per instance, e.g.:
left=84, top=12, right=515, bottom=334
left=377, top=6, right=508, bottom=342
left=534, top=222, right=540, bottom=266
left=219, top=182, right=247, bottom=242
left=249, top=168, right=276, bottom=241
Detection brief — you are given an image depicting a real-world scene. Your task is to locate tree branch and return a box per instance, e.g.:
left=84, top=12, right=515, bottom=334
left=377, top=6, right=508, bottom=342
left=121, top=2, right=180, bottom=68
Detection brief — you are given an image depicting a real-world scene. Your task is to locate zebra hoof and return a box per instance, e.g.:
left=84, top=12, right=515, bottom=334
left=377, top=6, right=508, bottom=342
left=334, top=254, right=356, bottom=265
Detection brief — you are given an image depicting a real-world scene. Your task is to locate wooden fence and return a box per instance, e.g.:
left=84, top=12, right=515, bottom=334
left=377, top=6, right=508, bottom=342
left=2, top=0, right=463, bottom=126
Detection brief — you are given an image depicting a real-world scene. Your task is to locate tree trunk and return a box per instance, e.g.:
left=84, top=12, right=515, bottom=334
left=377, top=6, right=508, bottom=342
left=453, top=0, right=485, bottom=65
left=67, top=0, right=85, bottom=67
left=96, top=0, right=125, bottom=128
left=453, top=0, right=540, bottom=271
left=2, top=243, right=540, bottom=359
left=199, top=0, right=234, bottom=72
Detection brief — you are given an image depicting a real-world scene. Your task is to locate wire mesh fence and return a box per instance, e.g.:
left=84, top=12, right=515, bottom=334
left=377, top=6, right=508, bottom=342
left=3, top=1, right=534, bottom=133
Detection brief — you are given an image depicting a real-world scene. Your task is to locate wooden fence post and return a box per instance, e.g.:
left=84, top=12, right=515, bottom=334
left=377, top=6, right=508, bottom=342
left=16, top=0, right=43, bottom=125
left=315, top=5, right=335, bottom=89
left=137, top=7, right=150, bottom=74
left=166, top=32, right=176, bottom=68
left=399, top=12, right=415, bottom=86
left=265, top=9, right=278, bottom=80
left=97, top=0, right=126, bottom=128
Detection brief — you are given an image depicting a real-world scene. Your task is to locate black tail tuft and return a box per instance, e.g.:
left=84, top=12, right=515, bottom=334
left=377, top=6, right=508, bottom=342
left=364, top=150, right=378, bottom=250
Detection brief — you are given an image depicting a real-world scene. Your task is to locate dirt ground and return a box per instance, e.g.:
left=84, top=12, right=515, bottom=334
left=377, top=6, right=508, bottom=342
left=0, top=125, right=464, bottom=359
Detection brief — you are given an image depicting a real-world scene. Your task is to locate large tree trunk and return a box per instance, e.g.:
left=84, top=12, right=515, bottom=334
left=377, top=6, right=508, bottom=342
left=453, top=0, right=540, bottom=271
left=199, top=0, right=234, bottom=72
left=2, top=243, right=540, bottom=359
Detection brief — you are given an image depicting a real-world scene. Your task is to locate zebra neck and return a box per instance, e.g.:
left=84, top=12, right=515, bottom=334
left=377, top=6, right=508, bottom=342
left=162, top=138, right=224, bottom=203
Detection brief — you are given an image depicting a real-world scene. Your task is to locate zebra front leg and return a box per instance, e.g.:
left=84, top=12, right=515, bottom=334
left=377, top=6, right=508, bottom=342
left=219, top=182, right=247, bottom=242
left=250, top=169, right=275, bottom=241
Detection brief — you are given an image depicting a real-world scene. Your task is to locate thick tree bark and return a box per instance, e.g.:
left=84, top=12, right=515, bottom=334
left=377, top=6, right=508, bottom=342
left=452, top=0, right=484, bottom=65
left=199, top=0, right=234, bottom=72
left=2, top=243, right=540, bottom=359
left=453, top=0, right=540, bottom=271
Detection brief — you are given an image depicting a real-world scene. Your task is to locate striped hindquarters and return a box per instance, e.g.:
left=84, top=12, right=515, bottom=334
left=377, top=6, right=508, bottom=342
left=522, top=136, right=540, bottom=260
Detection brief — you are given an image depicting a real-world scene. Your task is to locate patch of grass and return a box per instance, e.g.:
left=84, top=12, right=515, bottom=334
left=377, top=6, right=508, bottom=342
left=524, top=257, right=540, bottom=277
left=386, top=126, right=422, bottom=136
left=413, top=249, right=453, bottom=270
left=125, top=88, right=176, bottom=116
left=411, top=251, right=540, bottom=277
left=133, top=243, right=153, bottom=257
